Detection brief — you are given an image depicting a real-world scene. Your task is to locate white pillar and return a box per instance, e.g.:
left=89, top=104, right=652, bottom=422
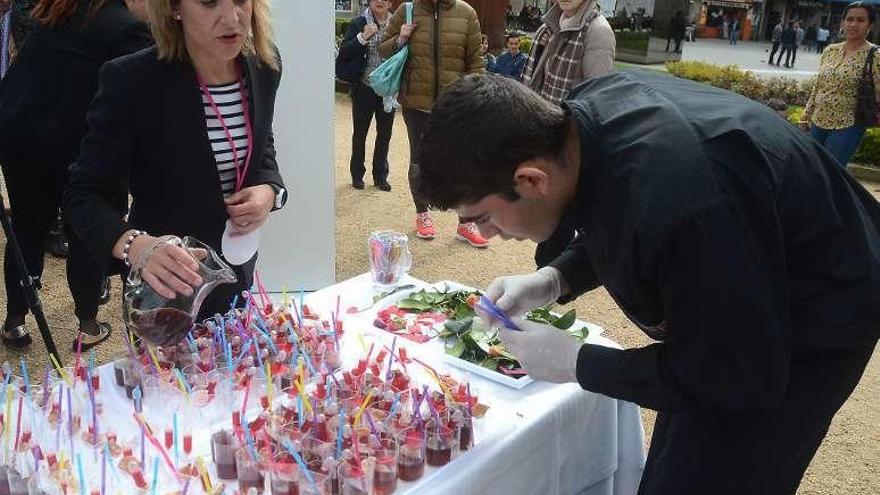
left=258, top=0, right=337, bottom=291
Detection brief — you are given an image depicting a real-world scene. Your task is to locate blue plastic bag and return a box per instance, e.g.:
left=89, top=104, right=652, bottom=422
left=368, top=2, right=413, bottom=98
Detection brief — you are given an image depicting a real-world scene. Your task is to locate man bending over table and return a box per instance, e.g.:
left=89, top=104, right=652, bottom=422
left=411, top=71, right=880, bottom=495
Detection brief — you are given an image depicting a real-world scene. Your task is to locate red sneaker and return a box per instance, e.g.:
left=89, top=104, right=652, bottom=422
left=416, top=213, right=436, bottom=239
left=456, top=223, right=489, bottom=248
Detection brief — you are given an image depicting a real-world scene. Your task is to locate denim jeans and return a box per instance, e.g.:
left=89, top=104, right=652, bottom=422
left=809, top=124, right=866, bottom=169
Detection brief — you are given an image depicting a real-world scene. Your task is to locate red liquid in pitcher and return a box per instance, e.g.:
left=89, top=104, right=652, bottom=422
left=131, top=308, right=194, bottom=346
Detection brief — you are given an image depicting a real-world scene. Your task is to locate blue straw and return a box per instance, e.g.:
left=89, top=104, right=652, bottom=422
left=242, top=420, right=260, bottom=461
left=76, top=453, right=87, bottom=495
left=173, top=412, right=180, bottom=466
left=477, top=296, right=522, bottom=331
left=300, top=348, right=317, bottom=376
left=282, top=439, right=318, bottom=490
left=296, top=396, right=304, bottom=428
left=150, top=456, right=159, bottom=495
left=19, top=358, right=31, bottom=399
left=335, top=408, right=345, bottom=459
left=173, top=369, right=192, bottom=396
left=236, top=340, right=254, bottom=364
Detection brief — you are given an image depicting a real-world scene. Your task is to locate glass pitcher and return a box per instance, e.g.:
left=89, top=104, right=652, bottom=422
left=123, top=236, right=237, bottom=346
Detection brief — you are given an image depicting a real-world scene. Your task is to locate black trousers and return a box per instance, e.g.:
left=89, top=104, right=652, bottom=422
left=777, top=45, right=797, bottom=66
left=402, top=107, right=467, bottom=224
left=349, top=82, right=394, bottom=185
left=0, top=146, right=104, bottom=323
left=769, top=41, right=781, bottom=62
left=638, top=341, right=877, bottom=495
left=402, top=107, right=431, bottom=214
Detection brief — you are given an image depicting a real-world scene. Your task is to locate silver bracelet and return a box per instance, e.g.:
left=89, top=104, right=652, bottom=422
left=122, top=230, right=148, bottom=268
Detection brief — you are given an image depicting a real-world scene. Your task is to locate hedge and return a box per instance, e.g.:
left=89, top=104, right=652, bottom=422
left=667, top=61, right=879, bottom=168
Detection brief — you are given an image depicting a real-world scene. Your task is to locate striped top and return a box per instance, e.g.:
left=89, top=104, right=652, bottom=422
left=202, top=81, right=250, bottom=197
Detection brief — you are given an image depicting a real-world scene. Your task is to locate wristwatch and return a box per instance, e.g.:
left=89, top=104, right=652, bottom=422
left=270, top=184, right=287, bottom=210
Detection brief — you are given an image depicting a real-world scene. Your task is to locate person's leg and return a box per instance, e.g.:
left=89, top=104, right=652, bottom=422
left=769, top=42, right=779, bottom=63
left=0, top=148, right=57, bottom=345
left=822, top=125, right=867, bottom=169
left=791, top=46, right=798, bottom=67
left=371, top=89, right=395, bottom=188
left=46, top=157, right=111, bottom=348
left=402, top=108, right=430, bottom=214
left=638, top=344, right=876, bottom=495
left=349, top=82, right=373, bottom=188
left=403, top=107, right=436, bottom=238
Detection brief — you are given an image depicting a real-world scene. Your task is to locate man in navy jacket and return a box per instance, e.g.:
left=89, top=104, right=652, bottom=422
left=489, top=33, right=527, bottom=81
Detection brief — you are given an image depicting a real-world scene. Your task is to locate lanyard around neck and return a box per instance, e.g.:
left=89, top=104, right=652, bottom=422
left=197, top=65, right=254, bottom=193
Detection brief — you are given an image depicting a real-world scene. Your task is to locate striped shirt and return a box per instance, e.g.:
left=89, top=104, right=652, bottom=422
left=202, top=81, right=250, bottom=197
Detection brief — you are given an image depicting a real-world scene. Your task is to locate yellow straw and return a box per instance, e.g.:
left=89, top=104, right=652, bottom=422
left=424, top=368, right=452, bottom=401
left=353, top=389, right=374, bottom=427
left=4, top=386, right=12, bottom=445
left=49, top=354, right=72, bottom=387
left=146, top=345, right=162, bottom=373
left=264, top=359, right=274, bottom=405
left=294, top=379, right=313, bottom=415
left=357, top=333, right=367, bottom=353
left=174, top=373, right=190, bottom=402
left=196, top=456, right=212, bottom=492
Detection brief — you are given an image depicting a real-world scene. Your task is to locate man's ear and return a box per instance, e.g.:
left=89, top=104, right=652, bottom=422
left=513, top=161, right=551, bottom=198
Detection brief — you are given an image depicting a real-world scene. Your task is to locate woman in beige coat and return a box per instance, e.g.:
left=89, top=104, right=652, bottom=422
left=523, top=0, right=615, bottom=105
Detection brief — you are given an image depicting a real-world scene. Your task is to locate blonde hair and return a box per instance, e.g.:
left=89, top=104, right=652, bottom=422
left=147, top=0, right=279, bottom=71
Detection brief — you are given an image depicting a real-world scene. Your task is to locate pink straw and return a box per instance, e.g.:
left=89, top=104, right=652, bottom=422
left=13, top=396, right=23, bottom=450
left=240, top=378, right=253, bottom=418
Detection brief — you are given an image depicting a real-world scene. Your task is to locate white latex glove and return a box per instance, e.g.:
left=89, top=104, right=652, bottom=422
left=485, top=266, right=563, bottom=317
left=498, top=318, right=582, bottom=384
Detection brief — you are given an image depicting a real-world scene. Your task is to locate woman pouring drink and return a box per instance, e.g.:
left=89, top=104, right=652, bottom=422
left=64, top=0, right=287, bottom=332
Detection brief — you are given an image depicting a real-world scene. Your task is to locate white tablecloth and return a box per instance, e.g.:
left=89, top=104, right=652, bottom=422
left=83, top=274, right=644, bottom=495
left=306, top=274, right=647, bottom=495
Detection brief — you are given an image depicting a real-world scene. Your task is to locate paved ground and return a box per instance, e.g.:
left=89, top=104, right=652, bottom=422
left=680, top=38, right=821, bottom=80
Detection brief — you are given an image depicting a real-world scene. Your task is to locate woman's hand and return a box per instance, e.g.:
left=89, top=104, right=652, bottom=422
left=398, top=23, right=416, bottom=45
left=122, top=234, right=205, bottom=299
left=224, top=184, right=275, bottom=235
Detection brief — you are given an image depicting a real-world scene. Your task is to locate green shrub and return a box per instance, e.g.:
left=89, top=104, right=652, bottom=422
left=519, top=34, right=533, bottom=56
left=852, top=128, right=880, bottom=168
left=665, top=60, right=813, bottom=107
left=614, top=31, right=650, bottom=52
left=336, top=18, right=352, bottom=38
left=669, top=60, right=878, bottom=168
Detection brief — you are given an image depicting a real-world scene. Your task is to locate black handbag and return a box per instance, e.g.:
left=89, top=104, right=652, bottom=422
left=855, top=45, right=879, bottom=127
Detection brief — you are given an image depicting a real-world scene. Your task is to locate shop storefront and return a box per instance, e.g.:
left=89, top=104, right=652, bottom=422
left=698, top=0, right=761, bottom=39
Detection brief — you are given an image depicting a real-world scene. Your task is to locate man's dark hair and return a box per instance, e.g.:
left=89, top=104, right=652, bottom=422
left=507, top=32, right=521, bottom=41
left=844, top=1, right=876, bottom=23
left=414, top=74, right=570, bottom=210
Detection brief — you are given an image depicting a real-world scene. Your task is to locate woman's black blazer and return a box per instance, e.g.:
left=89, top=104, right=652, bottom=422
left=63, top=46, right=286, bottom=283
